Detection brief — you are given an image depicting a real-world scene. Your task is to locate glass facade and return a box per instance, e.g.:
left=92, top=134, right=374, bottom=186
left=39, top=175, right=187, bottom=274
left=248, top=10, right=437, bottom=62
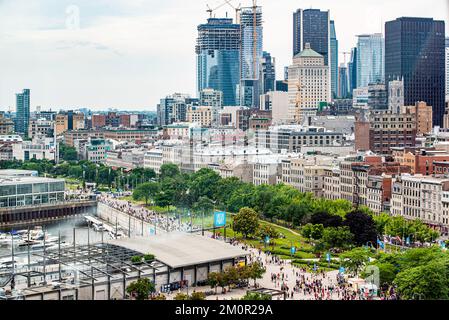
left=239, top=6, right=263, bottom=108
left=0, top=179, right=65, bottom=208
left=196, top=18, right=240, bottom=107
left=260, top=51, right=276, bottom=94
left=348, top=47, right=358, bottom=96
left=293, top=9, right=330, bottom=66
left=330, top=21, right=339, bottom=98
left=15, top=89, right=30, bottom=136
left=356, top=34, right=385, bottom=88
left=197, top=50, right=240, bottom=106
left=385, top=17, right=446, bottom=127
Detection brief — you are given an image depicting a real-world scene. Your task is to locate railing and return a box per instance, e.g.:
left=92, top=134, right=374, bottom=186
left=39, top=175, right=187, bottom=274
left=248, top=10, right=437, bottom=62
left=0, top=200, right=97, bottom=212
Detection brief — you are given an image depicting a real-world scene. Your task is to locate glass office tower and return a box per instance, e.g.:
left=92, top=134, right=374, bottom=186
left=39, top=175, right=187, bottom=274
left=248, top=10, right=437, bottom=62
left=330, top=20, right=338, bottom=98
left=348, top=47, right=358, bottom=96
left=385, top=17, right=446, bottom=126
left=293, top=9, right=330, bottom=66
left=196, top=18, right=240, bottom=106
left=356, top=34, right=385, bottom=88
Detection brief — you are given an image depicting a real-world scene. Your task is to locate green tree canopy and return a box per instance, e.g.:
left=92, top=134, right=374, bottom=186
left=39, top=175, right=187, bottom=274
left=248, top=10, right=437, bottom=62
left=126, top=278, right=155, bottom=300
left=233, top=207, right=260, bottom=239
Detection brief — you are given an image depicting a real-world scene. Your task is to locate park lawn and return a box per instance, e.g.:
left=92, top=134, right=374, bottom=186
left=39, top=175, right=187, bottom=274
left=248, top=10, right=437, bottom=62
left=214, top=220, right=316, bottom=260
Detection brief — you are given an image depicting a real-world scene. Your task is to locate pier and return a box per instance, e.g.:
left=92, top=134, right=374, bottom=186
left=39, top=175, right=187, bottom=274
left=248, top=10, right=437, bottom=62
left=0, top=201, right=98, bottom=229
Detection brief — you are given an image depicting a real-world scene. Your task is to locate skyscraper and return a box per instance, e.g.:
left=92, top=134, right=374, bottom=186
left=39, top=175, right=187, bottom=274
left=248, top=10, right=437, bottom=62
left=348, top=47, right=357, bottom=96
left=196, top=18, right=240, bottom=106
left=260, top=51, right=276, bottom=94
left=356, top=34, right=385, bottom=88
left=15, top=89, right=30, bottom=136
left=338, top=64, right=349, bottom=98
left=385, top=17, right=446, bottom=126
left=293, top=9, right=330, bottom=65
left=330, top=20, right=338, bottom=99
left=288, top=43, right=330, bottom=124
left=240, top=5, right=263, bottom=108
left=445, top=37, right=449, bottom=101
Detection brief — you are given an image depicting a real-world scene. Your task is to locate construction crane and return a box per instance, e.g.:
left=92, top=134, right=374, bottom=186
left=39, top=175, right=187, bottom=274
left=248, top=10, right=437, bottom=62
left=206, top=1, right=229, bottom=18
left=224, top=0, right=241, bottom=24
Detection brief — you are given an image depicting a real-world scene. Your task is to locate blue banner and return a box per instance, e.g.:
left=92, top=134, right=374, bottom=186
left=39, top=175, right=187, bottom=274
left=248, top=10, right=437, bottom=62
left=213, top=211, right=226, bottom=228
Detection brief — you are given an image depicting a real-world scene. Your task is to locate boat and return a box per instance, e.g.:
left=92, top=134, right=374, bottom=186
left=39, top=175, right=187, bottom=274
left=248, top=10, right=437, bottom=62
left=30, top=242, right=57, bottom=251
left=17, top=239, right=41, bottom=247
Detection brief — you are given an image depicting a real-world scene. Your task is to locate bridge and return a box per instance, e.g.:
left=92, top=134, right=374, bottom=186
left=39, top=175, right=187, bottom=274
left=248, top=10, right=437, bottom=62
left=0, top=200, right=98, bottom=228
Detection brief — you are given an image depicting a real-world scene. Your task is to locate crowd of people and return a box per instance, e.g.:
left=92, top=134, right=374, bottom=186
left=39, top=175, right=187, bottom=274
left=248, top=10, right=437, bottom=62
left=97, top=194, right=197, bottom=234
left=81, top=192, right=383, bottom=301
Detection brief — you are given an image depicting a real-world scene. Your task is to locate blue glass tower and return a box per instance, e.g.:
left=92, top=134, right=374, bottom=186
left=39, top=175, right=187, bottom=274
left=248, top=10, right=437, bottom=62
left=356, top=34, right=384, bottom=88
left=348, top=47, right=357, bottom=95
left=330, top=20, right=338, bottom=99
left=196, top=18, right=240, bottom=106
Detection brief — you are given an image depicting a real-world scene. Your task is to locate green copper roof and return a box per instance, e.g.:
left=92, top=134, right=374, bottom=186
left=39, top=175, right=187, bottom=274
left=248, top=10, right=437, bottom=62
left=294, top=44, right=323, bottom=59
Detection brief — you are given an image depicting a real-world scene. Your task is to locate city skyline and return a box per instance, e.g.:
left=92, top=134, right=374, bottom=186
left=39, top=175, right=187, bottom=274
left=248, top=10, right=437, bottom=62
left=0, top=0, right=448, bottom=111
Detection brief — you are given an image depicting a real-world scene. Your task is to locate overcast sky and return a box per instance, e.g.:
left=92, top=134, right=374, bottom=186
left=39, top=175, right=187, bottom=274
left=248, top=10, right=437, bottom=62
left=0, top=0, right=448, bottom=112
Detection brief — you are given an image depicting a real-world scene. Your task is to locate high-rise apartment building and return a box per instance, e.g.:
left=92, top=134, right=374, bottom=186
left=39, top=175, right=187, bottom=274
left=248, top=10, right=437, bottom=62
left=196, top=18, right=240, bottom=106
left=240, top=6, right=263, bottom=108
left=199, top=88, right=223, bottom=124
left=15, top=89, right=30, bottom=136
left=356, top=34, right=385, bottom=88
left=330, top=20, right=338, bottom=99
left=157, top=94, right=199, bottom=126
left=385, top=17, right=446, bottom=127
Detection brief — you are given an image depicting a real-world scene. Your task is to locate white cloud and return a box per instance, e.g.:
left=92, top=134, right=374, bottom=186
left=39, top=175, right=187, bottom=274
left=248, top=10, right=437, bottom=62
left=0, top=0, right=448, bottom=111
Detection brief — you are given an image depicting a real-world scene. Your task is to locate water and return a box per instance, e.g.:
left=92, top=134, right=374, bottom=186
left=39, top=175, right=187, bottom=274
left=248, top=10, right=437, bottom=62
left=0, top=214, right=106, bottom=258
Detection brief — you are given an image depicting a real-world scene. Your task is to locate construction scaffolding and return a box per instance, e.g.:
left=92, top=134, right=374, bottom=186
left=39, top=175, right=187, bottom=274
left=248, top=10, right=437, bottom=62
left=0, top=239, right=167, bottom=300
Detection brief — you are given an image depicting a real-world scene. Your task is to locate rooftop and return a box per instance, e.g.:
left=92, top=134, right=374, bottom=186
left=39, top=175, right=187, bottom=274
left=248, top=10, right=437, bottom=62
left=107, top=233, right=249, bottom=269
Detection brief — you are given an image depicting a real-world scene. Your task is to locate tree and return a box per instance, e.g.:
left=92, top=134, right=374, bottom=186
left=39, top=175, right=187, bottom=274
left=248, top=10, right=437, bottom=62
left=193, top=196, right=215, bottom=215
left=340, top=247, right=373, bottom=276
left=257, top=224, right=280, bottom=242
left=233, top=207, right=260, bottom=239
left=241, top=292, right=272, bottom=300
left=310, top=212, right=343, bottom=228
left=363, top=262, right=397, bottom=287
left=126, top=278, right=155, bottom=300
left=223, top=266, right=239, bottom=291
left=132, top=182, right=159, bottom=205
left=344, top=211, right=378, bottom=246
left=395, top=260, right=449, bottom=300
left=189, top=168, right=221, bottom=203
left=319, top=226, right=354, bottom=250
left=59, top=143, right=78, bottom=161
left=159, top=163, right=180, bottom=180
left=301, top=224, right=324, bottom=241
left=189, top=291, right=206, bottom=300
left=207, top=272, right=220, bottom=294
left=248, top=263, right=266, bottom=286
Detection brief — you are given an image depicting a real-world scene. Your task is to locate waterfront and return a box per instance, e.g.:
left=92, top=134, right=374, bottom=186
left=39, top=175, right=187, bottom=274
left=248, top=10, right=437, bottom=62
left=0, top=212, right=105, bottom=258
